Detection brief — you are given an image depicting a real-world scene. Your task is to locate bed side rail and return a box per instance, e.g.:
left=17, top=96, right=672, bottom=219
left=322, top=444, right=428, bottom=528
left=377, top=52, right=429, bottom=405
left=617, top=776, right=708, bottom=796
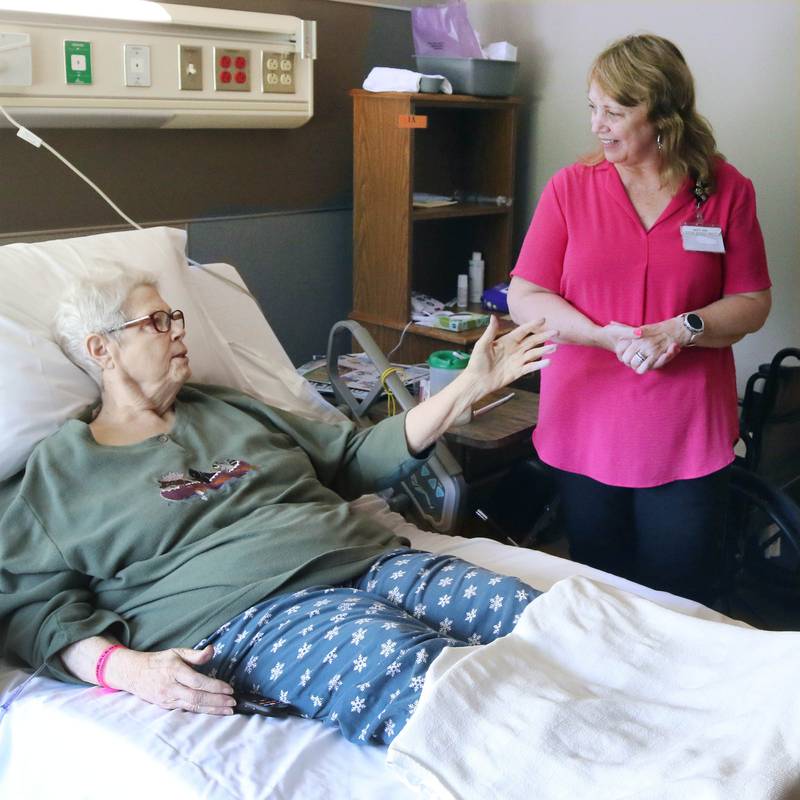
left=326, top=320, right=466, bottom=533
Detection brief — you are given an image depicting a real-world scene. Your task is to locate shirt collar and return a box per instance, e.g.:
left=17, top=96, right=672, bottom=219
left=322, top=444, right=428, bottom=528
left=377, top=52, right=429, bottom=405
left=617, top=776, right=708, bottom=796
left=602, top=160, right=694, bottom=231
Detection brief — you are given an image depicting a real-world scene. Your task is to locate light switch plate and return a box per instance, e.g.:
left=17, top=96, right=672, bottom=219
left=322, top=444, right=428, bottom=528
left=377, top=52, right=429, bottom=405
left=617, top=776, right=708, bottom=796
left=179, top=44, right=202, bottom=91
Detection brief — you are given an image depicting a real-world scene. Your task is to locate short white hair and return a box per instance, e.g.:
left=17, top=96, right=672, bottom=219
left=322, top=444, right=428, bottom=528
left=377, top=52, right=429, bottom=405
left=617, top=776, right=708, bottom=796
left=54, top=265, right=159, bottom=385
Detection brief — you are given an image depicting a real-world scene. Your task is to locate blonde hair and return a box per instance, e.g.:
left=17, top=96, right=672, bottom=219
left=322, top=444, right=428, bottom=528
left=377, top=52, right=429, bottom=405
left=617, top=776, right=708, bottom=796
left=586, top=33, right=723, bottom=193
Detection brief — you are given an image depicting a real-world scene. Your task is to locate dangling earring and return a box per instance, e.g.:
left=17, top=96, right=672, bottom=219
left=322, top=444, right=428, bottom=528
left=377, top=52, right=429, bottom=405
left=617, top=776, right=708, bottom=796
left=656, top=132, right=663, bottom=151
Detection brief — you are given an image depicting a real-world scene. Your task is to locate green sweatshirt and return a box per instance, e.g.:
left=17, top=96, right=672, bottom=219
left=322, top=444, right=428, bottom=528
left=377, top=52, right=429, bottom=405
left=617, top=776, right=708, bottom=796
left=0, top=384, right=426, bottom=682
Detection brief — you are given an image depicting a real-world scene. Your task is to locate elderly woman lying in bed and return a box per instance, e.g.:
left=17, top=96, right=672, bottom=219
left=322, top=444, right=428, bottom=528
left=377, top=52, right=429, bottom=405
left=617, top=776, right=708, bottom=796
left=0, top=269, right=555, bottom=746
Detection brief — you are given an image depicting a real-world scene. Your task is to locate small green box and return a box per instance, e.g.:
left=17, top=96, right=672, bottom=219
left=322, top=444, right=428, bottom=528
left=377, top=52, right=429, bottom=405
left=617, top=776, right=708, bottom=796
left=435, top=312, right=490, bottom=332
left=65, top=40, right=92, bottom=85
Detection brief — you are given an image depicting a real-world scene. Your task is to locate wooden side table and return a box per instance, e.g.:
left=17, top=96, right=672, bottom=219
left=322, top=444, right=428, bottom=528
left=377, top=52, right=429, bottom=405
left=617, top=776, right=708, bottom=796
left=369, top=387, right=539, bottom=479
left=443, top=388, right=539, bottom=484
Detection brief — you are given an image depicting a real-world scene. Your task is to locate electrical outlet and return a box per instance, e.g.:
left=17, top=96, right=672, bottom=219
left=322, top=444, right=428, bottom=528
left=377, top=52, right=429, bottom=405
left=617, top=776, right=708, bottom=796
left=178, top=44, right=202, bottom=90
left=214, top=47, right=250, bottom=92
left=261, top=50, right=294, bottom=94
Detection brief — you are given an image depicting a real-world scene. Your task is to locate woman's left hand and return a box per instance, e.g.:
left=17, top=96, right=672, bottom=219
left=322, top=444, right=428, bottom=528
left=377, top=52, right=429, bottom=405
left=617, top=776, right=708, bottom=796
left=465, top=316, right=557, bottom=394
left=610, top=319, right=683, bottom=374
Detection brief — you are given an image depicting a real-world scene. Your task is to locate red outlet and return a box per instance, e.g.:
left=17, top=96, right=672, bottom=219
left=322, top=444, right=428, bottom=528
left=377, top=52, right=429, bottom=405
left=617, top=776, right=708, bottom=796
left=214, top=48, right=251, bottom=91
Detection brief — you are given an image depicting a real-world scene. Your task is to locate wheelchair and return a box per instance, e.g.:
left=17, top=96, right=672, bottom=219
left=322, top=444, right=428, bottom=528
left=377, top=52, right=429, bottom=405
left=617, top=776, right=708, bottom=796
left=720, top=348, right=800, bottom=622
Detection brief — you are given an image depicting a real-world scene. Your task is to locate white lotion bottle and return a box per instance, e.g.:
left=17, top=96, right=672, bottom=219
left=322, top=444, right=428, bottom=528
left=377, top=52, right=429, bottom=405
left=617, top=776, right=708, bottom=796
left=457, top=274, right=469, bottom=308
left=468, top=251, right=485, bottom=304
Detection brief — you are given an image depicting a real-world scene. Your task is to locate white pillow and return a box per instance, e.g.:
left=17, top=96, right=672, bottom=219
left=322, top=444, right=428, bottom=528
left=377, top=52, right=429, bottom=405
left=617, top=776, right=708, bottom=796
left=0, top=317, right=98, bottom=471
left=0, top=228, right=245, bottom=480
left=186, top=262, right=343, bottom=424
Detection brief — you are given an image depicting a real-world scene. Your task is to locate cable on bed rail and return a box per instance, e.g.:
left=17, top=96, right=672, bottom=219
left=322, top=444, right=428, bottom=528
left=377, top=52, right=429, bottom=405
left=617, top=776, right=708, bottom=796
left=0, top=662, right=47, bottom=723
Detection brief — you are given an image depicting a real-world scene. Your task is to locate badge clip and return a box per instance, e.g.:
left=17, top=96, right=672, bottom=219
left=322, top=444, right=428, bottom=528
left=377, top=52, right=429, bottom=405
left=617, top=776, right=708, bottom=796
left=681, top=179, right=725, bottom=253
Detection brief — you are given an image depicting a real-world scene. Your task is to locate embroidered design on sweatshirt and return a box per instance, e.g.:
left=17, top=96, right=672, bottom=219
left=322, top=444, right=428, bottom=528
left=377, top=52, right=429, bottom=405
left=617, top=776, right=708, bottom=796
left=158, top=459, right=255, bottom=502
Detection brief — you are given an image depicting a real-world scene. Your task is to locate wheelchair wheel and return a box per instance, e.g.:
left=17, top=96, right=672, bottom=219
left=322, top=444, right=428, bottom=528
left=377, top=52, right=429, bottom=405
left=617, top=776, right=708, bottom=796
left=726, top=466, right=800, bottom=606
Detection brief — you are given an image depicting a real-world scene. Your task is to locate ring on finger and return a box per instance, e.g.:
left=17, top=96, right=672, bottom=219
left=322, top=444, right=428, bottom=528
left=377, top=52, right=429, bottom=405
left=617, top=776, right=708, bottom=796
left=633, top=350, right=647, bottom=365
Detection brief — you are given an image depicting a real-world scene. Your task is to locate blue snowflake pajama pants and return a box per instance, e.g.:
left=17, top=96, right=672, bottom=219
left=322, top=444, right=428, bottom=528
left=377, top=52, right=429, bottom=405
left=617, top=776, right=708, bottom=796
left=195, top=548, right=542, bottom=745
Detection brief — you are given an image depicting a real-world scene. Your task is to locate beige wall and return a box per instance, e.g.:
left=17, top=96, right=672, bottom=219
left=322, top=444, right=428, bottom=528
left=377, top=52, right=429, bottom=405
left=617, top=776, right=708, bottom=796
left=468, top=0, right=800, bottom=390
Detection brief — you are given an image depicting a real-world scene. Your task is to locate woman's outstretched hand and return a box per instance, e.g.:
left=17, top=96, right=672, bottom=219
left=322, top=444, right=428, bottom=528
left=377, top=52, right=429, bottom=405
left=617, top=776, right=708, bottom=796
left=464, top=316, right=557, bottom=394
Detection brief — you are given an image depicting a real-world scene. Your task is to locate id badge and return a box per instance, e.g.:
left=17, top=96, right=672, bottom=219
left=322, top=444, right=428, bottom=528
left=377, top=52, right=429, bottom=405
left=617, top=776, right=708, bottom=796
left=681, top=224, right=725, bottom=253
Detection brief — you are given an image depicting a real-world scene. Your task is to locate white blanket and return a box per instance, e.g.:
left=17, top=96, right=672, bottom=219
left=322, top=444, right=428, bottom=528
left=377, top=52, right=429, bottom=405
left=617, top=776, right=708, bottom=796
left=386, top=577, right=800, bottom=800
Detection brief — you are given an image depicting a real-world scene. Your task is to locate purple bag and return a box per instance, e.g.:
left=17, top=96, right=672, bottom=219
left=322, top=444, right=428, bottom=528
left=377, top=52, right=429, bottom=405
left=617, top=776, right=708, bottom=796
left=411, top=1, right=483, bottom=58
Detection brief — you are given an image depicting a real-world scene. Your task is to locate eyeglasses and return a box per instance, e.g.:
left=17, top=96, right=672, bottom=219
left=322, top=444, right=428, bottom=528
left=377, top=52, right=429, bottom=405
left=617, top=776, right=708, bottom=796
left=107, top=309, right=185, bottom=334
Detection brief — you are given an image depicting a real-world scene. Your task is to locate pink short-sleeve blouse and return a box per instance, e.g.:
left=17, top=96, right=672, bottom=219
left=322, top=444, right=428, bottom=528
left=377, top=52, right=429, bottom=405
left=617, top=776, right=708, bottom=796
left=511, top=159, right=771, bottom=487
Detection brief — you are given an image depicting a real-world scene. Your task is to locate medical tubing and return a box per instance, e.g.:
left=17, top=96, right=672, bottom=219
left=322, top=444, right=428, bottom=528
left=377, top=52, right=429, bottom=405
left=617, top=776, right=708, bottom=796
left=0, top=662, right=47, bottom=723
left=0, top=105, right=268, bottom=308
left=1, top=104, right=264, bottom=305
left=0, top=104, right=143, bottom=231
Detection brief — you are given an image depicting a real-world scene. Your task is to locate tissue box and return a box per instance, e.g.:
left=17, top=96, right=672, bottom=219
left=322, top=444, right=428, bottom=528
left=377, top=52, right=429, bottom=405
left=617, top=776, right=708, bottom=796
left=485, top=42, right=518, bottom=61
left=414, top=56, right=518, bottom=97
left=435, top=312, right=490, bottom=332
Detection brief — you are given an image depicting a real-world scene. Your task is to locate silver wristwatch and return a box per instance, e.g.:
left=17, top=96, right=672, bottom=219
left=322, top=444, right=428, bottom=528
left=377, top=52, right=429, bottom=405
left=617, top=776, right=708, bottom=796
left=680, top=312, right=704, bottom=346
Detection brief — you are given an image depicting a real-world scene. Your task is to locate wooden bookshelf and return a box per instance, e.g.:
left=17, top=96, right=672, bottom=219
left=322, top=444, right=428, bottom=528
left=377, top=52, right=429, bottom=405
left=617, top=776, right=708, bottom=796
left=351, top=89, right=520, bottom=364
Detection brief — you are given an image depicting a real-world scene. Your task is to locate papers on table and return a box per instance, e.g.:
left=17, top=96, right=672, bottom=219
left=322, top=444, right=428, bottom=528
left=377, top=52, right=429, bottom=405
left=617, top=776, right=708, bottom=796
left=298, top=353, right=428, bottom=401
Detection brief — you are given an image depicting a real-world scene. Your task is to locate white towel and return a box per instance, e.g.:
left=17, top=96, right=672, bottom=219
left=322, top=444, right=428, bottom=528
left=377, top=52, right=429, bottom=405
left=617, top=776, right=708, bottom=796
left=386, top=576, right=800, bottom=800
left=362, top=67, right=452, bottom=94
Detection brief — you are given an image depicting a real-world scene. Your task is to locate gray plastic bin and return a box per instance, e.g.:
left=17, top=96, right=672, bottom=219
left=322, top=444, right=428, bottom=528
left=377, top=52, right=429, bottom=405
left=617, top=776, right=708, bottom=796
left=414, top=55, right=519, bottom=97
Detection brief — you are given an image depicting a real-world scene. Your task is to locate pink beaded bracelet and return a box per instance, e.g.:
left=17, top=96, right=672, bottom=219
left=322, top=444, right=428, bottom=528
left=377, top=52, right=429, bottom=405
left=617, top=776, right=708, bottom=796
left=95, top=644, right=125, bottom=691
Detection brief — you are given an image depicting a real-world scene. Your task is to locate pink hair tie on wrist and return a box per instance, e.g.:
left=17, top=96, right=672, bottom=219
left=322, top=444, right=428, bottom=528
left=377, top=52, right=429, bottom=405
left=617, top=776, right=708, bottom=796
left=95, top=644, right=125, bottom=691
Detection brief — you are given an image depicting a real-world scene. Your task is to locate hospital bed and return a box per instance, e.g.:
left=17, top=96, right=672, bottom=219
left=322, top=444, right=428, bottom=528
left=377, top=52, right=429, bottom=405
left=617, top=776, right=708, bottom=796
left=1, top=227, right=798, bottom=800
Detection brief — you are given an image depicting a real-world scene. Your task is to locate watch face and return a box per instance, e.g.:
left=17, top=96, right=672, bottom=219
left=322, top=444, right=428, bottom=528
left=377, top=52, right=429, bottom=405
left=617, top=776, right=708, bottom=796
left=685, top=313, right=703, bottom=332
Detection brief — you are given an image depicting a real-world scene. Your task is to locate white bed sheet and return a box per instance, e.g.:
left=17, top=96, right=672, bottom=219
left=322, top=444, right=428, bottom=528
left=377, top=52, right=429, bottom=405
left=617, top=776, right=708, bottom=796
left=0, top=497, right=713, bottom=800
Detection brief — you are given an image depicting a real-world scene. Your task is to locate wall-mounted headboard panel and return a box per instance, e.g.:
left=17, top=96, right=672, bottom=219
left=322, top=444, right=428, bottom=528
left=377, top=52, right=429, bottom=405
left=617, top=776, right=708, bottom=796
left=0, top=2, right=315, bottom=128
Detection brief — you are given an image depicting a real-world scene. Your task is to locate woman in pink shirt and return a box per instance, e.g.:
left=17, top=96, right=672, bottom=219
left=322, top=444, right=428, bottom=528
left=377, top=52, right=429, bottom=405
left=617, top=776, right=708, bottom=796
left=509, top=34, right=771, bottom=603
